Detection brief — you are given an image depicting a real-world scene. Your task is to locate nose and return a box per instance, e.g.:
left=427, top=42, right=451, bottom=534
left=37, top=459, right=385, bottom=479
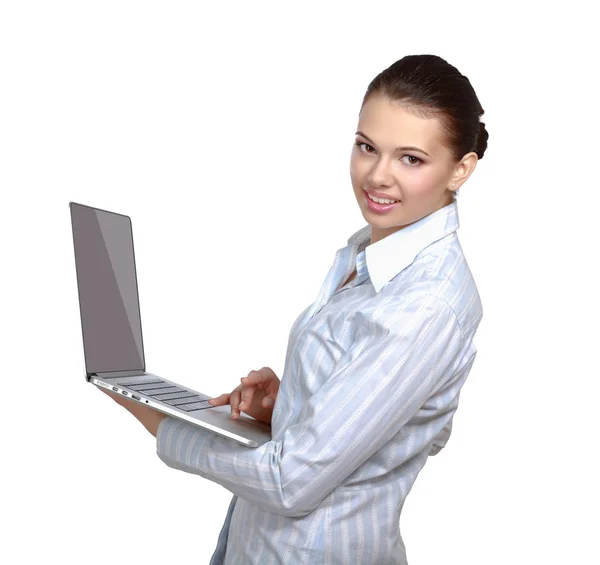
left=367, top=157, right=394, bottom=186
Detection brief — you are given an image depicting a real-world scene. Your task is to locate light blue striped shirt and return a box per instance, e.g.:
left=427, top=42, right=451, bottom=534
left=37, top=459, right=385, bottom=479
left=156, top=201, right=483, bottom=564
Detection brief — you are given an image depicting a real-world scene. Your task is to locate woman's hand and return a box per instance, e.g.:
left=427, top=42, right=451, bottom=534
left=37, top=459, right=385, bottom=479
left=98, top=386, right=169, bottom=437
left=208, top=367, right=280, bottom=426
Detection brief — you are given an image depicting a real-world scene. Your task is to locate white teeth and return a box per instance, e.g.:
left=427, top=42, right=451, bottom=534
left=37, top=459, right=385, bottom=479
left=367, top=192, right=399, bottom=204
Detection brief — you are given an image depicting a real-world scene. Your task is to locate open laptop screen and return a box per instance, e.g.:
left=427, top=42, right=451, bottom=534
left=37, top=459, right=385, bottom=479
left=70, top=203, right=145, bottom=375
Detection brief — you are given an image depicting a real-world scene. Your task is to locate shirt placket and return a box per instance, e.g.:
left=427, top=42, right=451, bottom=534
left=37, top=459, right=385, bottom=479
left=288, top=247, right=343, bottom=331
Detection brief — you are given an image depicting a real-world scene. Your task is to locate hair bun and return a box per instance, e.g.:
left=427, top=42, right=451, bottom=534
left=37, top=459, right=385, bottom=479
left=476, top=121, right=489, bottom=159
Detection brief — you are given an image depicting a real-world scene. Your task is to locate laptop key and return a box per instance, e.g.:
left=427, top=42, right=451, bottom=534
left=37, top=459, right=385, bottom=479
left=124, top=380, right=164, bottom=388
left=178, top=401, right=212, bottom=412
left=155, top=392, right=197, bottom=401
left=138, top=385, right=180, bottom=394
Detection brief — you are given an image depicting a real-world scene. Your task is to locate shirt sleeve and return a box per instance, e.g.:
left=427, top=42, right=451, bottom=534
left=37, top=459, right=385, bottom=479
left=156, top=293, right=463, bottom=517
left=429, top=416, right=454, bottom=456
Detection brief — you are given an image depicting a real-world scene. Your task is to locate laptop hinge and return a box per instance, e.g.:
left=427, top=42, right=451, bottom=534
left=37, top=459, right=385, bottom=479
left=95, top=370, right=147, bottom=379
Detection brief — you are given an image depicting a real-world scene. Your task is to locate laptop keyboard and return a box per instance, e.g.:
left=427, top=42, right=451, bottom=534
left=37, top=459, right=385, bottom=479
left=119, top=379, right=213, bottom=412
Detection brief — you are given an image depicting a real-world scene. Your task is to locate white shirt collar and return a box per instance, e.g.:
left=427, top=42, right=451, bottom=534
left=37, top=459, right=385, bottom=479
left=346, top=201, right=460, bottom=293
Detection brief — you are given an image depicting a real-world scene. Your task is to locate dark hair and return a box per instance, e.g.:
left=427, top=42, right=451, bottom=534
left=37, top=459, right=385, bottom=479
left=360, top=54, right=489, bottom=201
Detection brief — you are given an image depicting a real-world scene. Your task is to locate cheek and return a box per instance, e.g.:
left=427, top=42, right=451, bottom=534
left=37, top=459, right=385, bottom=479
left=349, top=157, right=364, bottom=183
left=403, top=169, right=440, bottom=196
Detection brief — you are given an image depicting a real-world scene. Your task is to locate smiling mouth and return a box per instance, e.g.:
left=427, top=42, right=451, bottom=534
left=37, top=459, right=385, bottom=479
left=364, top=190, right=401, bottom=204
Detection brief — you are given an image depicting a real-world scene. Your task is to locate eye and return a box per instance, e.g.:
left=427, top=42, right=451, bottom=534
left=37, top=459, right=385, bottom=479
left=354, top=141, right=423, bottom=167
left=401, top=155, right=422, bottom=166
left=355, top=141, right=375, bottom=153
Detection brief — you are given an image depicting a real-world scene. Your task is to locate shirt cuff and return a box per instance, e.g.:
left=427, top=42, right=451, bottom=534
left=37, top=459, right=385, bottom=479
left=156, top=416, right=207, bottom=471
left=156, top=415, right=239, bottom=475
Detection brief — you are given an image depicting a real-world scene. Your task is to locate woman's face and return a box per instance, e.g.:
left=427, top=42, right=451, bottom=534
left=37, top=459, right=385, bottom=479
left=349, top=93, right=477, bottom=245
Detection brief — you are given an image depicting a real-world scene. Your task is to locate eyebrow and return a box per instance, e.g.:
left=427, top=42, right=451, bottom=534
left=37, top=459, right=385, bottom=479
left=355, top=131, right=430, bottom=157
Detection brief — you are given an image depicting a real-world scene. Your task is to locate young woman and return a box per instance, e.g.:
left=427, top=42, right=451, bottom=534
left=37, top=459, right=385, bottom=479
left=102, top=53, right=487, bottom=564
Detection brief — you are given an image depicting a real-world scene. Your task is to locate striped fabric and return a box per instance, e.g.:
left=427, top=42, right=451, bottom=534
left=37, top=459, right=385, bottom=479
left=156, top=200, right=484, bottom=564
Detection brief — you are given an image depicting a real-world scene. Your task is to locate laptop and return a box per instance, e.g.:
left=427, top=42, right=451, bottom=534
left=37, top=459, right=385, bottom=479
left=69, top=202, right=272, bottom=447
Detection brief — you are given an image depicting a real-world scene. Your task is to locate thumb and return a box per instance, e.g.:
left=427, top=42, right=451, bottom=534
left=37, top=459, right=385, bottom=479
left=262, top=396, right=274, bottom=407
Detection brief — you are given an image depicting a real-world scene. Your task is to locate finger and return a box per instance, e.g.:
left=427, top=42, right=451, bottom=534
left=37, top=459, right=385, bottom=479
left=263, top=379, right=279, bottom=399
left=207, top=393, right=229, bottom=406
left=241, top=371, right=268, bottom=387
left=229, top=386, right=242, bottom=418
left=262, top=395, right=275, bottom=407
left=238, top=386, right=256, bottom=412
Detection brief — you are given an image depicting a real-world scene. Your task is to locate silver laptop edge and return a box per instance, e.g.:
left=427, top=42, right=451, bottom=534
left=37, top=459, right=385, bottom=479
left=91, top=375, right=271, bottom=447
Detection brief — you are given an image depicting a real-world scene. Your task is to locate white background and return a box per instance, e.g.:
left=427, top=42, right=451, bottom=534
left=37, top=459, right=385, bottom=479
left=1, top=1, right=598, bottom=564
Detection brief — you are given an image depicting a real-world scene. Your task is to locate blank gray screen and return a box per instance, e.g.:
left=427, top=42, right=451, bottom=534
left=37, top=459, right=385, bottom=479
left=70, top=203, right=145, bottom=375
